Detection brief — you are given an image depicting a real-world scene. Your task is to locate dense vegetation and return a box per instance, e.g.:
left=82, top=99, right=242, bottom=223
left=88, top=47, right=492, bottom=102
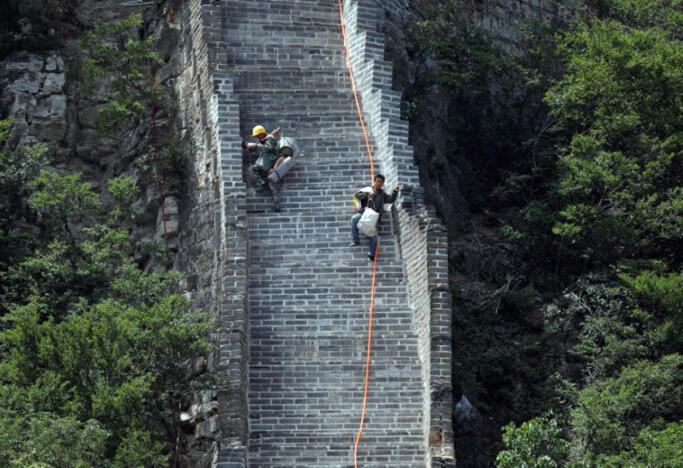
left=402, top=0, right=681, bottom=466
left=0, top=0, right=78, bottom=60
left=0, top=11, right=210, bottom=467
left=0, top=117, right=211, bottom=466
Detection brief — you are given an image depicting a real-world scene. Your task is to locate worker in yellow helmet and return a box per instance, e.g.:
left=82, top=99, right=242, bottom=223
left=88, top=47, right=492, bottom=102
left=244, top=125, right=284, bottom=211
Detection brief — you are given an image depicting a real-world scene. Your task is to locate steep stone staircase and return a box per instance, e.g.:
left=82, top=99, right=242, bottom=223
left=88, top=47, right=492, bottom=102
left=220, top=1, right=428, bottom=466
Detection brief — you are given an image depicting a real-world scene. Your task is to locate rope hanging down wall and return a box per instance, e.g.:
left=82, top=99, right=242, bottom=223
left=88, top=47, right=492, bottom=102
left=336, top=1, right=381, bottom=466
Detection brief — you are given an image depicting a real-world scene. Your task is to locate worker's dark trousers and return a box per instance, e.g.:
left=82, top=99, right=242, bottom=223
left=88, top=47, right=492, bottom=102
left=249, top=164, right=282, bottom=210
left=351, top=212, right=377, bottom=256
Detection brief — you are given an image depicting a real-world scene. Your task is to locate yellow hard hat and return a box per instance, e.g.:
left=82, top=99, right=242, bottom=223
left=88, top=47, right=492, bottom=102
left=252, top=125, right=267, bottom=137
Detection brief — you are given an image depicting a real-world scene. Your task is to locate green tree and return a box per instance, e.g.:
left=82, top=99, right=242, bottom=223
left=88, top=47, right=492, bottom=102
left=0, top=0, right=70, bottom=59
left=0, top=161, right=212, bottom=464
left=0, top=118, right=48, bottom=280
left=0, top=296, right=211, bottom=462
left=4, top=171, right=131, bottom=316
left=0, top=410, right=109, bottom=467
left=77, top=13, right=163, bottom=135
left=596, top=421, right=683, bottom=467
left=591, top=0, right=683, bottom=32
left=76, top=13, right=187, bottom=202
left=546, top=18, right=682, bottom=264
left=496, top=413, right=570, bottom=468
left=571, top=355, right=682, bottom=461
left=413, top=0, right=683, bottom=465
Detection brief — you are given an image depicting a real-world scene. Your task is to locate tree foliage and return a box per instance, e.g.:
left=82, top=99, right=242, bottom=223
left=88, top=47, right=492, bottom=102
left=547, top=17, right=682, bottom=263
left=0, top=122, right=210, bottom=466
left=405, top=1, right=682, bottom=466
left=489, top=1, right=683, bottom=465
left=77, top=13, right=163, bottom=135
left=496, top=414, right=569, bottom=468
left=0, top=0, right=69, bottom=59
left=596, top=421, right=683, bottom=467
left=571, top=355, right=682, bottom=459
left=401, top=1, right=554, bottom=216
left=75, top=13, right=187, bottom=198
left=1, top=7, right=199, bottom=465
left=0, top=118, right=48, bottom=277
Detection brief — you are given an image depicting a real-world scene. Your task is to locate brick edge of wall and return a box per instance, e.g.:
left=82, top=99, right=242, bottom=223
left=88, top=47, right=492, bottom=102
left=176, top=1, right=250, bottom=466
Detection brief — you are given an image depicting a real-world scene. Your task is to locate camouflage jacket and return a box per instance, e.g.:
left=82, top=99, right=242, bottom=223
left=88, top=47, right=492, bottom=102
left=253, top=135, right=279, bottom=171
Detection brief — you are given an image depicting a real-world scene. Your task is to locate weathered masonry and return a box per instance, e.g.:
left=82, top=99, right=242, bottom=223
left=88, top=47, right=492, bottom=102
left=174, top=0, right=454, bottom=466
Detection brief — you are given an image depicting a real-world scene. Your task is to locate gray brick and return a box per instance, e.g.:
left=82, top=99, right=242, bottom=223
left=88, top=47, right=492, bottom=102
left=175, top=0, right=455, bottom=466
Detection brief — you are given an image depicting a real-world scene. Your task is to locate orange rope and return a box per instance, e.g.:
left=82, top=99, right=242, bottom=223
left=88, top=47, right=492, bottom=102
left=353, top=242, right=379, bottom=467
left=337, top=1, right=380, bottom=466
left=337, top=0, right=375, bottom=183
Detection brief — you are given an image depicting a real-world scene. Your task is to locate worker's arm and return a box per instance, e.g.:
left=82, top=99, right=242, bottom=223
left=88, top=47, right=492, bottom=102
left=273, top=156, right=286, bottom=169
left=263, top=135, right=279, bottom=153
left=267, top=156, right=287, bottom=176
left=387, top=186, right=400, bottom=204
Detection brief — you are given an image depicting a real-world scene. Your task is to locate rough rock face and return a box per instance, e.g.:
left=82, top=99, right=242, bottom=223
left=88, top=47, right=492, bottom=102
left=380, top=0, right=581, bottom=227
left=1, top=53, right=67, bottom=148
left=0, top=46, right=181, bottom=252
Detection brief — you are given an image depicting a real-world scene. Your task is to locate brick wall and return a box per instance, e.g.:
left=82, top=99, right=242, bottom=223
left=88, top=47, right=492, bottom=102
left=174, top=1, right=249, bottom=465
left=341, top=1, right=455, bottom=465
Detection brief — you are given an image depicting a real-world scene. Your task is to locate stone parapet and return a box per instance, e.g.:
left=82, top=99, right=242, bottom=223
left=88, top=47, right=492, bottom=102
left=211, top=74, right=250, bottom=462
left=174, top=1, right=249, bottom=465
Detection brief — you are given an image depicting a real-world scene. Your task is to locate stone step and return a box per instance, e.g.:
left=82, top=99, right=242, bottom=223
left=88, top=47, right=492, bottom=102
left=245, top=212, right=396, bottom=232
left=246, top=249, right=400, bottom=266
left=249, top=336, right=421, bottom=349
left=239, top=113, right=365, bottom=126
left=244, top=200, right=391, bottom=217
left=224, top=24, right=343, bottom=40
left=249, top=278, right=408, bottom=287
left=239, top=99, right=361, bottom=116
left=234, top=68, right=350, bottom=92
left=237, top=89, right=355, bottom=100
left=247, top=268, right=405, bottom=281
left=248, top=414, right=425, bottom=429
left=249, top=327, right=419, bottom=338
left=222, top=0, right=342, bottom=27
left=247, top=264, right=404, bottom=279
left=224, top=52, right=344, bottom=71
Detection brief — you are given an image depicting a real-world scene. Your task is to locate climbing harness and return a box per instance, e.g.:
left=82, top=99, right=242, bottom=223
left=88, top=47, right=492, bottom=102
left=337, top=1, right=380, bottom=466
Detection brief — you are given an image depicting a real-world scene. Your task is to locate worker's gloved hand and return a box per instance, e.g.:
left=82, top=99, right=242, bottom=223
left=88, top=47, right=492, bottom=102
left=241, top=139, right=247, bottom=150
left=393, top=186, right=400, bottom=193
